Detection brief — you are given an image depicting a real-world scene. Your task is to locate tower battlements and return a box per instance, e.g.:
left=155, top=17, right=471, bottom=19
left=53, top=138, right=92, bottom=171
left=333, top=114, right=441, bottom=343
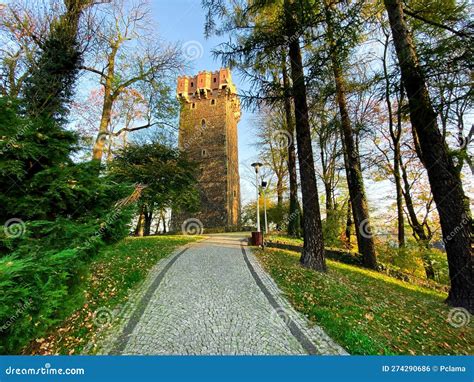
left=177, top=68, right=237, bottom=100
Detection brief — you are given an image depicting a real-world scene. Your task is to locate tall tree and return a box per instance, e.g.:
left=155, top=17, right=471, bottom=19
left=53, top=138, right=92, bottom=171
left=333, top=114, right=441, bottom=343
left=383, top=0, right=473, bottom=311
left=256, top=105, right=289, bottom=215
left=281, top=51, right=301, bottom=237
left=204, top=0, right=326, bottom=270
left=283, top=0, right=326, bottom=271
left=323, top=0, right=377, bottom=268
left=83, top=0, right=181, bottom=162
left=381, top=27, right=405, bottom=248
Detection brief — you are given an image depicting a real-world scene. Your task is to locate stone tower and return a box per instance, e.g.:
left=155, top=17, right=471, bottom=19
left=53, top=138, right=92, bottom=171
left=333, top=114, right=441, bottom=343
left=175, top=68, right=241, bottom=230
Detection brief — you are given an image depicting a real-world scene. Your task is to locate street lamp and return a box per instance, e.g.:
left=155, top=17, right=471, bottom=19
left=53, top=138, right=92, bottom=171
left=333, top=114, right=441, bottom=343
left=251, top=162, right=262, bottom=232
left=261, top=180, right=268, bottom=233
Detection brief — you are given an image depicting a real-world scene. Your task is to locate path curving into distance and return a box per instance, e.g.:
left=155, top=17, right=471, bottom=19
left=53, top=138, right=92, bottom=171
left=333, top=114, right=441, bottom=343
left=98, top=233, right=347, bottom=355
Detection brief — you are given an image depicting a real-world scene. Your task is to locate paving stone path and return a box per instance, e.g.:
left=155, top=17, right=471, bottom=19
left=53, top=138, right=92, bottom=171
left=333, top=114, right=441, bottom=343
left=96, top=233, right=347, bottom=355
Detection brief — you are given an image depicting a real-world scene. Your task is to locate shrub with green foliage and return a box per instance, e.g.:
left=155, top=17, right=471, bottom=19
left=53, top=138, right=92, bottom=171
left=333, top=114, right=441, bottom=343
left=0, top=81, right=134, bottom=355
left=0, top=176, right=134, bottom=354
left=322, top=207, right=347, bottom=248
left=0, top=2, right=138, bottom=354
left=377, top=241, right=449, bottom=285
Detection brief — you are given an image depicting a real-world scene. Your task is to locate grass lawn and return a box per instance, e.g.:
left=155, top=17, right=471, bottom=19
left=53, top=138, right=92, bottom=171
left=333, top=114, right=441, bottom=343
left=255, top=248, right=472, bottom=355
left=23, top=235, right=201, bottom=355
left=266, top=234, right=304, bottom=246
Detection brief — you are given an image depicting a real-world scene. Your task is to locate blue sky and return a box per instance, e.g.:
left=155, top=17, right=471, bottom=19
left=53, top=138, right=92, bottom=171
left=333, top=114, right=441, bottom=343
left=151, top=0, right=258, bottom=205
left=149, top=1, right=394, bottom=213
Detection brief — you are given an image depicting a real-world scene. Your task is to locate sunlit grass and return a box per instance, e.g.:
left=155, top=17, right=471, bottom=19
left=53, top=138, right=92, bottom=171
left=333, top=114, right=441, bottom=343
left=255, top=248, right=472, bottom=355
left=266, top=234, right=304, bottom=246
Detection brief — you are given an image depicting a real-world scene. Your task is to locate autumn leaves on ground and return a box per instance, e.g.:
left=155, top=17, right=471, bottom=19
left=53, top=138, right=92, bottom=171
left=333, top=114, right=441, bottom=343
left=256, top=247, right=472, bottom=355
left=22, top=235, right=472, bottom=355
left=23, top=236, right=201, bottom=355
left=0, top=0, right=472, bottom=357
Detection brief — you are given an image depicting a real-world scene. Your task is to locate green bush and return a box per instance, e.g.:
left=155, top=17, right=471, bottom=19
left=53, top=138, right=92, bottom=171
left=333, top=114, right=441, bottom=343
left=0, top=203, right=134, bottom=354
left=377, top=241, right=449, bottom=285
left=322, top=208, right=347, bottom=248
left=0, top=100, right=135, bottom=353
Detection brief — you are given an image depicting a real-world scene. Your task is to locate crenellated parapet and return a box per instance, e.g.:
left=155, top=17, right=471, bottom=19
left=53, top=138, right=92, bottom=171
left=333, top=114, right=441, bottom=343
left=177, top=68, right=237, bottom=101
left=177, top=68, right=240, bottom=122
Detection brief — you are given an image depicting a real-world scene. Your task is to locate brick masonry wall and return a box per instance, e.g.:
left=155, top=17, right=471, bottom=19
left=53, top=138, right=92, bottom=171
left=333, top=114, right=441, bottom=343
left=173, top=70, right=241, bottom=230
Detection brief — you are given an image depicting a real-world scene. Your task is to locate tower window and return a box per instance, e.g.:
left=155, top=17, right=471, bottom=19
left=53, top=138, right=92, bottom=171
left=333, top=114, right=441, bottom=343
left=211, top=99, right=216, bottom=105
left=190, top=82, right=194, bottom=87
left=233, top=190, right=237, bottom=197
left=213, top=78, right=217, bottom=83
left=201, top=119, right=206, bottom=129
left=201, top=149, right=207, bottom=157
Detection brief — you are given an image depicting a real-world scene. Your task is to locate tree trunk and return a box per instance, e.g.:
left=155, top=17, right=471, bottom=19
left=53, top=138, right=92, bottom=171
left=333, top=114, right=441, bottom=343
left=284, top=0, right=326, bottom=271
left=393, top=144, right=405, bottom=247
left=281, top=51, right=301, bottom=238
left=92, top=44, right=119, bottom=162
left=135, top=204, right=145, bottom=237
left=155, top=217, right=161, bottom=235
left=319, top=117, right=334, bottom=215
left=345, top=200, right=352, bottom=247
left=162, top=210, right=167, bottom=233
left=276, top=178, right=284, bottom=209
left=324, top=2, right=377, bottom=269
left=399, top=157, right=435, bottom=279
left=384, top=0, right=473, bottom=312
left=143, top=203, right=154, bottom=236
left=382, top=32, right=405, bottom=247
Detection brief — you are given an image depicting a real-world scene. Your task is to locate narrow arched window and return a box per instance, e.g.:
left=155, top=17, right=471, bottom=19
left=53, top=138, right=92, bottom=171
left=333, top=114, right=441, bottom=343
left=211, top=99, right=216, bottom=106
left=201, top=119, right=206, bottom=129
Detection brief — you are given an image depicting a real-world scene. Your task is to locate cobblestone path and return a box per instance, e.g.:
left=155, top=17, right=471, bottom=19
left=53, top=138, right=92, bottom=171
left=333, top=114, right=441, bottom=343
left=102, top=234, right=347, bottom=355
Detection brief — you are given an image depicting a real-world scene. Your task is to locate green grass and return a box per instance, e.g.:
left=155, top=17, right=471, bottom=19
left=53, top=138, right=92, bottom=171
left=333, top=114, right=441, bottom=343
left=266, top=234, right=304, bottom=246
left=22, top=235, right=201, bottom=355
left=255, top=248, right=473, bottom=355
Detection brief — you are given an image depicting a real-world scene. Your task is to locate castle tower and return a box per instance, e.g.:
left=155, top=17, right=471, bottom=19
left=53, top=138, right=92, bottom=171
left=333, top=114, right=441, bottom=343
left=175, top=69, right=241, bottom=229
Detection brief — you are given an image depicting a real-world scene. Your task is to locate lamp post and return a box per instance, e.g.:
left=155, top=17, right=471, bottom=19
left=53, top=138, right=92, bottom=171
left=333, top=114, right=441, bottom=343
left=251, top=162, right=263, bottom=246
left=251, top=162, right=262, bottom=231
left=261, top=180, right=268, bottom=233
